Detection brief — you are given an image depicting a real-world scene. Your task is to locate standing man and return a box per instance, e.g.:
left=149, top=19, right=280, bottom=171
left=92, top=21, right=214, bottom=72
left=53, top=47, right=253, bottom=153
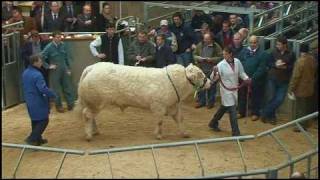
left=260, top=36, right=295, bottom=125
left=43, top=1, right=65, bottom=32
left=154, top=34, right=176, bottom=68
left=208, top=47, right=251, bottom=136
left=193, top=32, right=223, bottom=109
left=41, top=31, right=75, bottom=113
left=128, top=31, right=156, bottom=67
left=231, top=32, right=245, bottom=59
left=169, top=12, right=195, bottom=67
left=23, top=54, right=56, bottom=146
left=95, top=2, right=117, bottom=32
left=238, top=35, right=268, bottom=121
left=89, top=23, right=124, bottom=64
left=76, top=4, right=96, bottom=32
left=288, top=44, right=316, bottom=132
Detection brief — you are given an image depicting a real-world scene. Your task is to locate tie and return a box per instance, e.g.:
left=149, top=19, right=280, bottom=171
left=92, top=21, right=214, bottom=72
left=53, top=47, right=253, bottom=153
left=68, top=6, right=73, bottom=16
left=54, top=14, right=57, bottom=20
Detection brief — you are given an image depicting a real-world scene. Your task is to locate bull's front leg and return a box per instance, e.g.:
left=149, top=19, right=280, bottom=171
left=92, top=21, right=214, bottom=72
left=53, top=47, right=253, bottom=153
left=151, top=102, right=166, bottom=140
left=172, top=106, right=190, bottom=138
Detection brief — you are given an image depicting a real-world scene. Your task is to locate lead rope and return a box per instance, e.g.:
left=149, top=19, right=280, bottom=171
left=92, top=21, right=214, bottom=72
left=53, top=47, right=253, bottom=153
left=165, top=66, right=180, bottom=103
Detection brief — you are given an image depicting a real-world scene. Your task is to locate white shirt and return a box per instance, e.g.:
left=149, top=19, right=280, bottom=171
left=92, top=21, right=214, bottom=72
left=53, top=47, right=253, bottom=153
left=212, top=58, right=249, bottom=106
left=89, top=35, right=124, bottom=65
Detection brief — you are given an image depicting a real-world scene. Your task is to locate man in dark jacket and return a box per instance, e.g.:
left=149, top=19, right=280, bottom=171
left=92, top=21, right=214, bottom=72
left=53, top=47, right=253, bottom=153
left=22, top=54, right=56, bottom=146
left=128, top=31, right=155, bottom=67
left=43, top=1, right=65, bottom=32
left=169, top=12, right=195, bottom=67
left=89, top=23, right=124, bottom=64
left=238, top=35, right=269, bottom=121
left=260, top=36, right=296, bottom=125
left=155, top=34, right=176, bottom=68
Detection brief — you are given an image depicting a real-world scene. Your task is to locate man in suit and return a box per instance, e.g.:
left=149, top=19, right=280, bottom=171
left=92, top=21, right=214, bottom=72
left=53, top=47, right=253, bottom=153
left=76, top=4, right=96, bottom=32
left=43, top=1, right=65, bottom=32
left=22, top=54, right=56, bottom=146
left=30, top=1, right=51, bottom=32
left=2, top=1, right=13, bottom=21
left=61, top=1, right=80, bottom=32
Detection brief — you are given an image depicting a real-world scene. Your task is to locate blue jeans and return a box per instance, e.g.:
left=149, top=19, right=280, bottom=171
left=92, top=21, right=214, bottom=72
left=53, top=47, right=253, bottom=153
left=197, top=83, right=216, bottom=106
left=261, top=78, right=288, bottom=119
left=27, top=119, right=49, bottom=143
left=209, top=105, right=240, bottom=136
left=176, top=52, right=192, bottom=67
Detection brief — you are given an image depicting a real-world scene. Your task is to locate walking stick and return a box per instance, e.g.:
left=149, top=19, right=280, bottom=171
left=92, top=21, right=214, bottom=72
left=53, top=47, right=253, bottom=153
left=245, top=82, right=252, bottom=124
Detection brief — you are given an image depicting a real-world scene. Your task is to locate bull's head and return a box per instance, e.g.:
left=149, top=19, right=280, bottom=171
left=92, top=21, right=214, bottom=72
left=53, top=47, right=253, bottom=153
left=185, top=63, right=211, bottom=90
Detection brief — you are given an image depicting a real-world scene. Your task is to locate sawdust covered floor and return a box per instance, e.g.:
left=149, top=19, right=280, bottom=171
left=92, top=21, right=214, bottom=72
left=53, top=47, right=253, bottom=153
left=2, top=96, right=318, bottom=178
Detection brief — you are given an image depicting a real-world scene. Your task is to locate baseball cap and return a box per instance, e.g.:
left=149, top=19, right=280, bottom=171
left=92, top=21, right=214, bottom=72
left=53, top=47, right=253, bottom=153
left=160, top=20, right=168, bottom=26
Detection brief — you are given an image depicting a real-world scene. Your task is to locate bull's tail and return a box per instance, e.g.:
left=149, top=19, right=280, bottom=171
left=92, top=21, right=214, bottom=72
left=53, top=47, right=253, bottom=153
left=75, top=64, right=95, bottom=121
left=74, top=98, right=85, bottom=121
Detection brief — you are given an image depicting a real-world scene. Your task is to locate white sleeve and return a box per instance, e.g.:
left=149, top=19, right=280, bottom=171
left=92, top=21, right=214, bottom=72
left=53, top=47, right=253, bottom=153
left=89, top=36, right=102, bottom=57
left=118, top=38, right=124, bottom=65
left=238, top=60, right=249, bottom=80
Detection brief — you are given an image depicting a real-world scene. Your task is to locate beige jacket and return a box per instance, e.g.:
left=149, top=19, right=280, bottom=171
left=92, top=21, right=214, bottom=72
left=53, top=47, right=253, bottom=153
left=288, top=54, right=316, bottom=97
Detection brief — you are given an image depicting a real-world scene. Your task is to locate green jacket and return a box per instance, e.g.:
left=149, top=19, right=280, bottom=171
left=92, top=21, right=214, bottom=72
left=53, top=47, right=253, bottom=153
left=238, top=47, right=269, bottom=84
left=128, top=39, right=155, bottom=67
left=193, top=41, right=223, bottom=75
left=41, top=41, right=71, bottom=70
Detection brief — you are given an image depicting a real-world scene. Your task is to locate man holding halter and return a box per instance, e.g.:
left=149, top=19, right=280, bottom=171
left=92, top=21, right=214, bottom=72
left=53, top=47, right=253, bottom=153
left=208, top=47, right=251, bottom=136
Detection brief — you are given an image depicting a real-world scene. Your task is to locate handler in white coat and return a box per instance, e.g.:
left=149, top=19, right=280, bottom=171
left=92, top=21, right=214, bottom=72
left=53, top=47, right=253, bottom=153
left=208, top=47, right=251, bottom=136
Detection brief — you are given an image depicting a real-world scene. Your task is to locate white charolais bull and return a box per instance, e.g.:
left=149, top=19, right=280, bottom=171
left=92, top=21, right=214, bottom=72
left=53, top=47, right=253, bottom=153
left=76, top=62, right=211, bottom=141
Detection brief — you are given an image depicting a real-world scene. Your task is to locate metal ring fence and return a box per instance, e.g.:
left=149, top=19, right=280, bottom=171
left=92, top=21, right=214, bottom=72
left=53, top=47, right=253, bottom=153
left=2, top=112, right=318, bottom=179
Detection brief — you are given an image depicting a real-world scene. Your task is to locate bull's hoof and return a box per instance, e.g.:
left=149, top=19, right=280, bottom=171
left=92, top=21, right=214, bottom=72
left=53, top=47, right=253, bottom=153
left=156, top=135, right=162, bottom=140
left=93, top=131, right=100, bottom=136
left=85, top=136, right=92, bottom=141
left=181, top=132, right=190, bottom=138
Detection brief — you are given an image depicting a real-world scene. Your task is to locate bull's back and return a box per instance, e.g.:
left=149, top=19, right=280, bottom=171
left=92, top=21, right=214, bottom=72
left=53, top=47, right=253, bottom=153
left=78, top=62, right=178, bottom=109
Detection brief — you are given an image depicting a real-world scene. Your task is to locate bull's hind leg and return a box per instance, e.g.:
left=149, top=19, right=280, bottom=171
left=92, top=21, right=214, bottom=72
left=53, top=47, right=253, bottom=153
left=83, top=108, right=97, bottom=141
left=171, top=106, right=190, bottom=138
left=92, top=119, right=100, bottom=136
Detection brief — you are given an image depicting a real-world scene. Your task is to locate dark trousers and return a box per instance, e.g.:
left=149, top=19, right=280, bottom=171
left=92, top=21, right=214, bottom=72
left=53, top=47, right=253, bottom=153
left=209, top=105, right=240, bottom=136
left=27, top=119, right=49, bottom=142
left=238, top=82, right=264, bottom=116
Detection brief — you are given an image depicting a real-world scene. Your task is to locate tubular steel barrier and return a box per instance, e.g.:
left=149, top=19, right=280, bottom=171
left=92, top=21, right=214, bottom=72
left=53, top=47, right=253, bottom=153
left=2, top=111, right=318, bottom=178
left=2, top=143, right=85, bottom=179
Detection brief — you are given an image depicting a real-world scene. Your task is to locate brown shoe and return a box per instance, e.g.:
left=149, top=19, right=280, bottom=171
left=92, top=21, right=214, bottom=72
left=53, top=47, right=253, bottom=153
left=237, top=114, right=245, bottom=119
left=195, top=103, right=205, bottom=108
left=56, top=107, right=65, bottom=113
left=207, top=104, right=214, bottom=109
left=251, top=115, right=259, bottom=121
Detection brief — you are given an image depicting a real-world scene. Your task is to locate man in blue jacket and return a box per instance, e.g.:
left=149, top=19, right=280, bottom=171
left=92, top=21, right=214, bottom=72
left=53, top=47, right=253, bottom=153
left=22, top=54, right=57, bottom=146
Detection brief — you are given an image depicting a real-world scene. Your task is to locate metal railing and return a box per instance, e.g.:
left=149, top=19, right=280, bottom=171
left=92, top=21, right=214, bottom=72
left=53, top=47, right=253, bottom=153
left=2, top=143, right=85, bottom=178
left=2, top=112, right=318, bottom=178
left=88, top=135, right=255, bottom=179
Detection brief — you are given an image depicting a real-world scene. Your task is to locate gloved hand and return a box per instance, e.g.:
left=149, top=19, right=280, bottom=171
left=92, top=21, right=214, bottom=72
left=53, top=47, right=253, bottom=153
left=243, top=78, right=252, bottom=85
left=287, top=92, right=296, bottom=100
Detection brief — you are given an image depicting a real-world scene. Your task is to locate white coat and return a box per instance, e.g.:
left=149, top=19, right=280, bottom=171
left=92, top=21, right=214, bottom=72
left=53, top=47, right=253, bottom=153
left=212, top=58, right=249, bottom=106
